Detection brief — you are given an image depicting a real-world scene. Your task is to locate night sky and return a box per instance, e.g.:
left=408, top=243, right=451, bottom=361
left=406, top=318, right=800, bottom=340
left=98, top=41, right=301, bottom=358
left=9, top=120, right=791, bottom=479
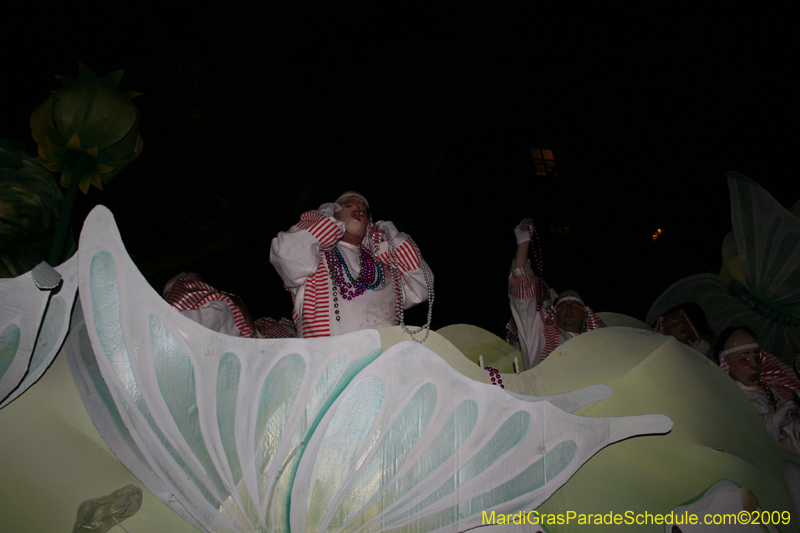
left=5, top=5, right=798, bottom=337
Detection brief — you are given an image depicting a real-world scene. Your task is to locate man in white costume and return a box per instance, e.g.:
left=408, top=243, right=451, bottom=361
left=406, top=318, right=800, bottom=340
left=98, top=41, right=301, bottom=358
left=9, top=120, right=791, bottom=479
left=270, top=191, right=432, bottom=338
left=508, top=219, right=605, bottom=369
left=718, top=326, right=800, bottom=456
left=653, top=308, right=712, bottom=358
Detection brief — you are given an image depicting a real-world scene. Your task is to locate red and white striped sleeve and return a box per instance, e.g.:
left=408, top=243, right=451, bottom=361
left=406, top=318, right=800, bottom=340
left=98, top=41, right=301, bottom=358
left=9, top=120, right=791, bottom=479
left=300, top=260, right=334, bottom=337
left=294, top=210, right=344, bottom=248
left=270, top=210, right=345, bottom=289
left=508, top=260, right=537, bottom=300
left=253, top=317, right=297, bottom=338
left=761, top=352, right=800, bottom=402
left=508, top=260, right=546, bottom=369
left=375, top=235, right=419, bottom=274
left=374, top=231, right=431, bottom=309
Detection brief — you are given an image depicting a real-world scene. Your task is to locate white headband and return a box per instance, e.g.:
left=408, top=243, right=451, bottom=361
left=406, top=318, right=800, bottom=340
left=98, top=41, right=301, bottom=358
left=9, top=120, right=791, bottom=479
left=720, top=343, right=760, bottom=358
left=335, top=191, right=369, bottom=207
left=555, top=295, right=585, bottom=308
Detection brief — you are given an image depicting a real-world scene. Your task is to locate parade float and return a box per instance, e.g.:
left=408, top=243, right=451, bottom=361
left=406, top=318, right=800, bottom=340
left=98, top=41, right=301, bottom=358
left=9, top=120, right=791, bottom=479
left=1, top=66, right=798, bottom=533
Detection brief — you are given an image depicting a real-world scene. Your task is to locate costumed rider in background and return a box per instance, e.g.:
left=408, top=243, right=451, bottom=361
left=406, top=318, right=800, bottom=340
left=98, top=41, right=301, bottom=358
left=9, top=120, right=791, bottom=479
left=653, top=308, right=712, bottom=360
left=163, top=273, right=296, bottom=338
left=508, top=219, right=605, bottom=370
left=270, top=191, right=433, bottom=338
left=718, top=326, right=800, bottom=456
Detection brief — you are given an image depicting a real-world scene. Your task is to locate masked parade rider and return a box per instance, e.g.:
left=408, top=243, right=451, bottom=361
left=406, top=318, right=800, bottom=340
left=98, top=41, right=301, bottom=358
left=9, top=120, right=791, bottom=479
left=508, top=219, right=605, bottom=369
left=270, top=191, right=433, bottom=338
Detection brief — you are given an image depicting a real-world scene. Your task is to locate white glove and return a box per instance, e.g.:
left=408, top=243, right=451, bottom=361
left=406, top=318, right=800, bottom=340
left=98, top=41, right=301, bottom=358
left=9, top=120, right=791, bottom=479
left=373, top=220, right=399, bottom=240
left=689, top=338, right=711, bottom=356
left=514, top=219, right=531, bottom=244
left=317, top=202, right=342, bottom=218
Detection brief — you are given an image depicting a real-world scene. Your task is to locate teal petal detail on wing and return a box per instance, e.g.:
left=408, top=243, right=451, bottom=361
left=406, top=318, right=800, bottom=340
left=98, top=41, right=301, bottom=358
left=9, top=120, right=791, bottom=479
left=468, top=439, right=578, bottom=511
left=395, top=441, right=577, bottom=533
left=73, top=319, right=149, bottom=468
left=216, top=352, right=255, bottom=519
left=255, top=353, right=306, bottom=497
left=458, top=410, right=530, bottom=485
left=150, top=314, right=223, bottom=487
left=383, top=410, right=531, bottom=529
left=90, top=251, right=140, bottom=401
left=306, top=355, right=349, bottom=439
left=151, top=314, right=201, bottom=450
left=340, top=399, right=479, bottom=533
left=306, top=376, right=386, bottom=531
left=266, top=354, right=354, bottom=532
left=328, top=382, right=437, bottom=532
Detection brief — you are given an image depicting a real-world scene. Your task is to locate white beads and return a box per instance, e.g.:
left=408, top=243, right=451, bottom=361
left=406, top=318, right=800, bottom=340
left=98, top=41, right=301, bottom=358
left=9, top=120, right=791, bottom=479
left=385, top=232, right=434, bottom=344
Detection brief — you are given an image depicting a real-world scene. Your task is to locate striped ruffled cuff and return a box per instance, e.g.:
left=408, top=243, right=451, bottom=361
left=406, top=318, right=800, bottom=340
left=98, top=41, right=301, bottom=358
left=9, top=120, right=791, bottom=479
left=509, top=265, right=536, bottom=299
left=294, top=211, right=344, bottom=247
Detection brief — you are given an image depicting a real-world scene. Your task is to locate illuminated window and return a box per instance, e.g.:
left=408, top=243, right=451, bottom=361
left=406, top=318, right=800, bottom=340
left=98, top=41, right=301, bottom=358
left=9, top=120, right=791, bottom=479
left=530, top=148, right=556, bottom=176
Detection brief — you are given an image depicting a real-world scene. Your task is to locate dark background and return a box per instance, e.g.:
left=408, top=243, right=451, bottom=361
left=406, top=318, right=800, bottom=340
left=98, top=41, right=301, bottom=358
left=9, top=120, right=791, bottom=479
left=4, top=4, right=798, bottom=337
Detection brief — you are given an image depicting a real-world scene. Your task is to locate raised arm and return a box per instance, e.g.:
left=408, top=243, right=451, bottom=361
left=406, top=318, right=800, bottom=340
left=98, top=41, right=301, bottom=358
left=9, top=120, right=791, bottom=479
left=513, top=218, right=531, bottom=269
left=269, top=203, right=346, bottom=289
left=509, top=219, right=546, bottom=369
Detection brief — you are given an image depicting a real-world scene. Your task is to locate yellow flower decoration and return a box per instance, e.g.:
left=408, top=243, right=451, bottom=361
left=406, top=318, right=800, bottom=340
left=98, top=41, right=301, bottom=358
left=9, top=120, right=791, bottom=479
left=30, top=63, right=142, bottom=194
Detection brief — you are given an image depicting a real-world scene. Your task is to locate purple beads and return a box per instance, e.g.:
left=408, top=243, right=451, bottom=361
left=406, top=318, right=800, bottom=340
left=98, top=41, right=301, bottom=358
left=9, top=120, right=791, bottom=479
left=325, top=245, right=384, bottom=300
left=485, top=367, right=504, bottom=388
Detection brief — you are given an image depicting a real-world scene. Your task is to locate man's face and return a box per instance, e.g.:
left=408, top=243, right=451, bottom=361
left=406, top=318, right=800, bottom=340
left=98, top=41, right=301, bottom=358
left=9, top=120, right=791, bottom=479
left=335, top=196, right=369, bottom=226
left=555, top=292, right=586, bottom=334
left=724, top=332, right=762, bottom=386
left=663, top=315, right=691, bottom=344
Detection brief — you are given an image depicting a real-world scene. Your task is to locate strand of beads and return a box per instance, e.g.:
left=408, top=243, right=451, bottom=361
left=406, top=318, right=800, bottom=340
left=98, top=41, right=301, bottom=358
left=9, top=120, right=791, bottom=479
left=759, top=382, right=778, bottom=411
left=485, top=367, right=504, bottom=388
left=325, top=245, right=384, bottom=300
left=331, top=284, right=342, bottom=321
left=385, top=231, right=434, bottom=344
left=338, top=246, right=384, bottom=293
left=527, top=217, right=545, bottom=311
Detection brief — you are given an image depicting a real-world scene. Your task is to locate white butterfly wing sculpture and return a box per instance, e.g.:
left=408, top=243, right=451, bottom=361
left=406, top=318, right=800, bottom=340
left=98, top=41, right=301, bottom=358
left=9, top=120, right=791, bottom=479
left=647, top=172, right=800, bottom=362
left=67, top=206, right=671, bottom=533
left=729, top=172, right=800, bottom=310
left=0, top=255, right=77, bottom=408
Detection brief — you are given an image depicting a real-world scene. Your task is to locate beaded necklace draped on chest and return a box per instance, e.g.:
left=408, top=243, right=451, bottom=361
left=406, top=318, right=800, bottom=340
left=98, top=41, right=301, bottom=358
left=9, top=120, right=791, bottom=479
left=324, top=242, right=395, bottom=334
left=324, top=242, right=385, bottom=299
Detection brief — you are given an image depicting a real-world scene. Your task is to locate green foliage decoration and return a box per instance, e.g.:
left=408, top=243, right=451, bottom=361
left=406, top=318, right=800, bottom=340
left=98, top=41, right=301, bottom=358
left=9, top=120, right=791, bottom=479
left=0, top=139, right=74, bottom=277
